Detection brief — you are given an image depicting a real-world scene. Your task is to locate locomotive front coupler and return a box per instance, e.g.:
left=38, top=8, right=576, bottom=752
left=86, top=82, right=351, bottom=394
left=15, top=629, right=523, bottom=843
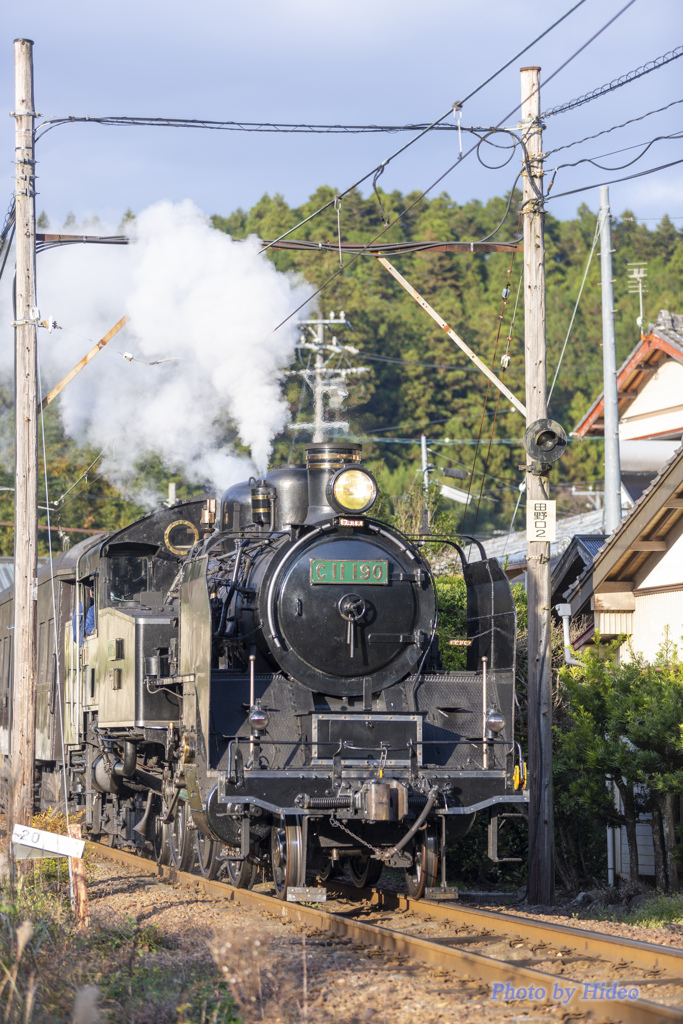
left=296, top=776, right=426, bottom=823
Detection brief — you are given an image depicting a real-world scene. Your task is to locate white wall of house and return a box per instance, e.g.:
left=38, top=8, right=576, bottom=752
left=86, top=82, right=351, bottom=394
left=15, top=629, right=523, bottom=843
left=619, top=360, right=683, bottom=441
left=628, top=591, right=683, bottom=660
left=611, top=533, right=683, bottom=661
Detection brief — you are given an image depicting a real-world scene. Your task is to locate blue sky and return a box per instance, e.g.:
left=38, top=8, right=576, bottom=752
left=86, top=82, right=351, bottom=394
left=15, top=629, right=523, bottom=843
left=1, top=0, right=682, bottom=230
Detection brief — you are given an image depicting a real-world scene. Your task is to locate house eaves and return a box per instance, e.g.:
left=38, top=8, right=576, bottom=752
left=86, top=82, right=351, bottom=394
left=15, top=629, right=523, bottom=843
left=574, top=312, right=683, bottom=440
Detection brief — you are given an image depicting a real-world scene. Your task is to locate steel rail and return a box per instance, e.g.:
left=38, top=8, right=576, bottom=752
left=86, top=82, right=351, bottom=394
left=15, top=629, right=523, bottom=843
left=330, top=882, right=683, bottom=977
left=91, top=844, right=683, bottom=1023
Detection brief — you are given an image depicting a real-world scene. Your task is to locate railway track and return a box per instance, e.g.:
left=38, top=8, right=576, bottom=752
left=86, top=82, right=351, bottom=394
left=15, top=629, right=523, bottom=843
left=92, top=843, right=683, bottom=1023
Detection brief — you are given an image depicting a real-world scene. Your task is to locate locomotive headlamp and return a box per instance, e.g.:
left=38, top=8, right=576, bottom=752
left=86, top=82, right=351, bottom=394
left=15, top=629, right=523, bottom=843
left=485, top=707, right=506, bottom=734
left=328, top=468, right=377, bottom=514
left=249, top=702, right=270, bottom=733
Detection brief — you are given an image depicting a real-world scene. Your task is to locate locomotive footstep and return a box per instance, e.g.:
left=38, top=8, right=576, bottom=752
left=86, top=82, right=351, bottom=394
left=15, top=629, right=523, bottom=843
left=286, top=887, right=327, bottom=903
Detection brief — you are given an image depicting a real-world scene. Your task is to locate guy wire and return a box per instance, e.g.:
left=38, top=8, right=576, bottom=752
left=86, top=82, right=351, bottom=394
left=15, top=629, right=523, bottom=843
left=37, top=350, right=75, bottom=902
left=463, top=216, right=521, bottom=544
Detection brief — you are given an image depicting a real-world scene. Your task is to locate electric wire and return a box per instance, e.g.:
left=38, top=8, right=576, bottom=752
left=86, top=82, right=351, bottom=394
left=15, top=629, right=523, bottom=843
left=0, top=223, right=15, bottom=285
left=35, top=118, right=510, bottom=137
left=31, top=0, right=589, bottom=264
left=224, top=0, right=591, bottom=257
left=501, top=485, right=526, bottom=559
left=541, top=45, right=683, bottom=118
left=548, top=217, right=600, bottom=404
left=545, top=97, right=683, bottom=156
left=267, top=0, right=640, bottom=335
left=51, top=443, right=114, bottom=507
left=554, top=130, right=683, bottom=173
left=0, top=198, right=16, bottom=284
left=546, top=156, right=683, bottom=201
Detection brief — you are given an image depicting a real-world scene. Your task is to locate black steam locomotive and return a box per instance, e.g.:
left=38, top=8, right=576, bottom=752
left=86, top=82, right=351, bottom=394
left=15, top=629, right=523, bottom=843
left=0, top=442, right=527, bottom=899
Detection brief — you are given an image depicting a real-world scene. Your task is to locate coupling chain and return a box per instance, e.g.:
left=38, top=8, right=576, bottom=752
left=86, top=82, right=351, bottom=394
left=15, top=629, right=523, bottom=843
left=330, top=814, right=381, bottom=856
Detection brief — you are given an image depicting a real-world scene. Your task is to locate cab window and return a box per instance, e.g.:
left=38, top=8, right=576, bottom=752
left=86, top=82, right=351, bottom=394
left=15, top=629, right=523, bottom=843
left=109, top=556, right=149, bottom=603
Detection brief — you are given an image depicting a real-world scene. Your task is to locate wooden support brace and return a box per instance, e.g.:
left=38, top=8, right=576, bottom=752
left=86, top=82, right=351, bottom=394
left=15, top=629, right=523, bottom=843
left=375, top=257, right=526, bottom=417
left=39, top=315, right=130, bottom=413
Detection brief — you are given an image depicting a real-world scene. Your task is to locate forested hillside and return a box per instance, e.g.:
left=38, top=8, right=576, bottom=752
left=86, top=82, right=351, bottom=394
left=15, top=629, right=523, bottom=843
left=0, top=188, right=680, bottom=556
left=213, top=186, right=683, bottom=534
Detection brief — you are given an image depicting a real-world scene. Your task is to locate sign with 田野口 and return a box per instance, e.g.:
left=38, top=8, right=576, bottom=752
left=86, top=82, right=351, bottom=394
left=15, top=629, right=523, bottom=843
left=526, top=499, right=556, bottom=542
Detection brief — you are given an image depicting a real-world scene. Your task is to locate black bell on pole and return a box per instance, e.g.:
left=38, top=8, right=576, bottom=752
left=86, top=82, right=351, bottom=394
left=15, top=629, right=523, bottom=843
left=522, top=418, right=567, bottom=467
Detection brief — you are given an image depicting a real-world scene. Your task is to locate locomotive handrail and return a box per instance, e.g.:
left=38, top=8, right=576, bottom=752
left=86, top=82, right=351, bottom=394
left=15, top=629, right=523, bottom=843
left=216, top=539, right=248, bottom=637
left=406, top=536, right=470, bottom=568
left=224, top=732, right=511, bottom=785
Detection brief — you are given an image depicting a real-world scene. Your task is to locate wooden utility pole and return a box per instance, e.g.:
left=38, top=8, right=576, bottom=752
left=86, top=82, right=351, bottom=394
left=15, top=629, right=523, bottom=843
left=11, top=39, right=38, bottom=831
left=521, top=66, right=554, bottom=905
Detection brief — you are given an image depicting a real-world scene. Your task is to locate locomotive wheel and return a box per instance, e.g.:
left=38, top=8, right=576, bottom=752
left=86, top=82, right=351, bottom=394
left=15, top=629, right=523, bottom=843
left=154, top=813, right=171, bottom=866
left=225, top=846, right=259, bottom=889
left=404, top=824, right=439, bottom=899
left=195, top=832, right=221, bottom=880
left=271, top=818, right=304, bottom=900
left=347, top=855, right=383, bottom=888
left=316, top=859, right=341, bottom=883
left=164, top=800, right=195, bottom=872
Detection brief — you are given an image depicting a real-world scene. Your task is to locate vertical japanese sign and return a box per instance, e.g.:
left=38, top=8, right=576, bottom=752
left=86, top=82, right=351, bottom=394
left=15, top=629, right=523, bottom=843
left=526, top=499, right=556, bottom=542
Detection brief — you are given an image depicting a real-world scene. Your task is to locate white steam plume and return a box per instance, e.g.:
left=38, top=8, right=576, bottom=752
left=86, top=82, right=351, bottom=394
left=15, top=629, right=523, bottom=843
left=0, top=200, right=309, bottom=497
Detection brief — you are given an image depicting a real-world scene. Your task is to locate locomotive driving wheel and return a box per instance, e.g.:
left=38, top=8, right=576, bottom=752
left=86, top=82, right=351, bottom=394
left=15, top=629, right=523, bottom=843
left=404, top=824, right=439, bottom=899
left=163, top=799, right=195, bottom=872
left=225, top=847, right=259, bottom=889
left=270, top=817, right=304, bottom=900
left=347, top=855, right=383, bottom=888
left=195, top=832, right=221, bottom=880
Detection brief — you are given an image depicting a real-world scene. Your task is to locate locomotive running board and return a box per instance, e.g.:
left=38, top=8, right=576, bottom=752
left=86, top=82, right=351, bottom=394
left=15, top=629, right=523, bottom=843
left=287, top=886, right=327, bottom=903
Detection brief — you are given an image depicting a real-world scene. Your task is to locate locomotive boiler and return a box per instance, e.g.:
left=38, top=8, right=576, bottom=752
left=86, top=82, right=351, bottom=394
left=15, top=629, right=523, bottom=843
left=0, top=441, right=527, bottom=900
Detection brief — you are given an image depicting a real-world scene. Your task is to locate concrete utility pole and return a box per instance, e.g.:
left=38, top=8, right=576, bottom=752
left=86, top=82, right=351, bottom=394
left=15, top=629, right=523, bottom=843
left=313, top=323, right=326, bottom=443
left=420, top=434, right=431, bottom=534
left=599, top=186, right=622, bottom=535
left=288, top=313, right=368, bottom=441
left=421, top=434, right=429, bottom=499
left=11, top=39, right=38, bottom=830
left=521, top=66, right=554, bottom=906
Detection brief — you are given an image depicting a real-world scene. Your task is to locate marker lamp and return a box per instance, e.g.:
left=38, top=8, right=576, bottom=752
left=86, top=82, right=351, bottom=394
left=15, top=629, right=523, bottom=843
left=249, top=705, right=270, bottom=733
left=485, top=707, right=506, bottom=734
left=328, top=468, right=377, bottom=513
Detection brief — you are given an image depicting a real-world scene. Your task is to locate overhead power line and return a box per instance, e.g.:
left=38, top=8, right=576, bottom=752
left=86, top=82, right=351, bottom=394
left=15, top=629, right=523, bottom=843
left=33, top=0, right=590, bottom=264
left=35, top=117, right=495, bottom=136
left=546, top=156, right=683, bottom=201
left=268, top=0, right=638, bottom=334
left=542, top=45, right=683, bottom=118
left=545, top=98, right=683, bottom=156
left=554, top=131, right=683, bottom=173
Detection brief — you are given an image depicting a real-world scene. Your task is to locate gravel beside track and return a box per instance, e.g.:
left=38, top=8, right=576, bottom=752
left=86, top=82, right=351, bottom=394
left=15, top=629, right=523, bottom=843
left=89, top=844, right=683, bottom=1023
left=87, top=854, right=521, bottom=1023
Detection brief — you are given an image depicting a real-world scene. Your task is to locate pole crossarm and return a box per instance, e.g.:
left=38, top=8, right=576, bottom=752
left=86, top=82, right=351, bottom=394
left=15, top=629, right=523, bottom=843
left=39, top=315, right=130, bottom=413
left=375, top=256, right=527, bottom=417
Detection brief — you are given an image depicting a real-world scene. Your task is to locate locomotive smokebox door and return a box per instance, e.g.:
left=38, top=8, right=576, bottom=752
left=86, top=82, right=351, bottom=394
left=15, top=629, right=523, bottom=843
left=260, top=530, right=435, bottom=698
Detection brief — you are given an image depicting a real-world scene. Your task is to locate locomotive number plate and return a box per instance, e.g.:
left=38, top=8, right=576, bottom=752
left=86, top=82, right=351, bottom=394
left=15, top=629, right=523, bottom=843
left=310, top=558, right=388, bottom=584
